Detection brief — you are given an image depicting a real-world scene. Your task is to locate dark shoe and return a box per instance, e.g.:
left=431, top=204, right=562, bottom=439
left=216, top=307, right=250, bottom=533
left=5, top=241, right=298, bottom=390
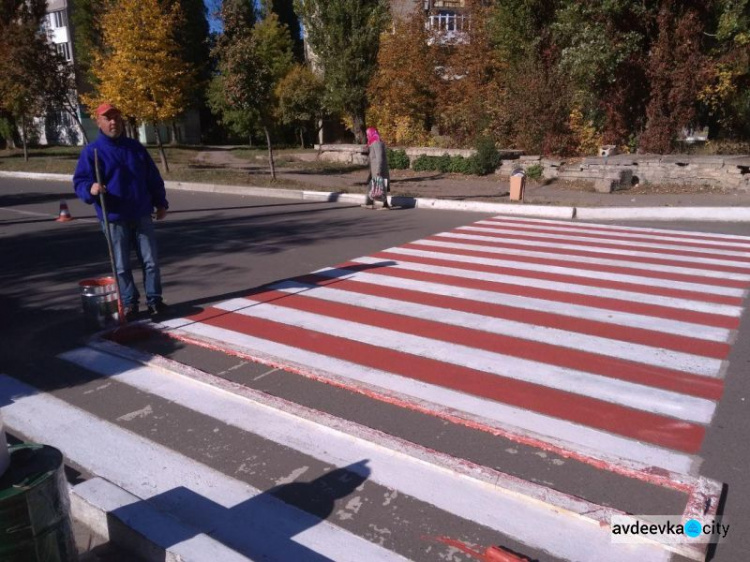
left=123, top=304, right=140, bottom=322
left=147, top=301, right=169, bottom=316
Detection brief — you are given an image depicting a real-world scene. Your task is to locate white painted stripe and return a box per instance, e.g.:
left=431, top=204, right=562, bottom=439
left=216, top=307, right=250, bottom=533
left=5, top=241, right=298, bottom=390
left=155, top=321, right=697, bottom=476
left=354, top=253, right=744, bottom=317
left=460, top=225, right=750, bottom=259
left=0, top=375, right=405, bottom=562
left=378, top=245, right=745, bottom=299
left=475, top=220, right=750, bottom=251
left=271, top=280, right=723, bottom=405
left=314, top=266, right=733, bottom=342
left=54, top=351, right=674, bottom=562
left=486, top=216, right=750, bottom=245
left=411, top=238, right=750, bottom=282
left=211, top=296, right=721, bottom=415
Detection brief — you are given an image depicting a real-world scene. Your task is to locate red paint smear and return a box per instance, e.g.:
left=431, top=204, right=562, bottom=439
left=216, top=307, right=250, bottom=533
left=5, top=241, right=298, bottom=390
left=185, top=306, right=706, bottom=453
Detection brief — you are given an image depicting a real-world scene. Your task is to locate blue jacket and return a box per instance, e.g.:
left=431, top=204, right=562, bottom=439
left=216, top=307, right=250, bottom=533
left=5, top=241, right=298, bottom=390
left=73, top=133, right=168, bottom=222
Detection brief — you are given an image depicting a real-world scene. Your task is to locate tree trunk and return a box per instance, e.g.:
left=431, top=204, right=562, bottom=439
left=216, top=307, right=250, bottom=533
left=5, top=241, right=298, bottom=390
left=170, top=122, right=179, bottom=146
left=351, top=112, right=366, bottom=144
left=315, top=123, right=324, bottom=159
left=264, top=126, right=276, bottom=181
left=248, top=133, right=253, bottom=148
left=154, top=125, right=170, bottom=174
left=21, top=117, right=28, bottom=162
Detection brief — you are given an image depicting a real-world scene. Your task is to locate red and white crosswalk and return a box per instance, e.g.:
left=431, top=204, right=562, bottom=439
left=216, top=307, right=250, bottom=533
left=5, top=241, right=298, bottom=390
left=163, top=216, right=750, bottom=479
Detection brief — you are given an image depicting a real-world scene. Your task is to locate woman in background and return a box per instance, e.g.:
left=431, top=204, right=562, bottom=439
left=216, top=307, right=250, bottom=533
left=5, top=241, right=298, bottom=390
left=365, top=127, right=391, bottom=209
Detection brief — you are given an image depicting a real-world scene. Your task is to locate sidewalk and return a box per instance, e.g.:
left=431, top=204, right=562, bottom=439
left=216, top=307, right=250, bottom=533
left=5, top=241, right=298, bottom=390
left=192, top=148, right=750, bottom=218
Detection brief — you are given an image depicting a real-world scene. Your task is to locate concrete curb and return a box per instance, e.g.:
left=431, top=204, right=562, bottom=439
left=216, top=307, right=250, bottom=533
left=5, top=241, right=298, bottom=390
left=71, top=477, right=250, bottom=562
left=3, top=170, right=748, bottom=221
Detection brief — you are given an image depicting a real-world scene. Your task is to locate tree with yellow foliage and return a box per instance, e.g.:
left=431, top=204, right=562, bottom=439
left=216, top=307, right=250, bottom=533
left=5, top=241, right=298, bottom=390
left=83, top=0, right=194, bottom=172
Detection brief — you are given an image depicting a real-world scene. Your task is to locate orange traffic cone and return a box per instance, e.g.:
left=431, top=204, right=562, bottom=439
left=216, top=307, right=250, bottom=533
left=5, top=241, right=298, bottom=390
left=56, top=200, right=74, bottom=222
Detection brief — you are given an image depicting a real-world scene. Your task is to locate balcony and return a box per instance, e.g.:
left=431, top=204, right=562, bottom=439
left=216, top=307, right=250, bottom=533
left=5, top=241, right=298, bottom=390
left=426, top=12, right=470, bottom=44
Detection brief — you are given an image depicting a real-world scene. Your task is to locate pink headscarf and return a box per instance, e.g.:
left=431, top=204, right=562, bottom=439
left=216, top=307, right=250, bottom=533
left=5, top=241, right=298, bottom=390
left=366, top=127, right=381, bottom=146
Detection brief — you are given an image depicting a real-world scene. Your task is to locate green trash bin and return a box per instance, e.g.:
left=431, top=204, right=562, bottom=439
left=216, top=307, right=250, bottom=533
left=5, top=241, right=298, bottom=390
left=0, top=444, right=77, bottom=562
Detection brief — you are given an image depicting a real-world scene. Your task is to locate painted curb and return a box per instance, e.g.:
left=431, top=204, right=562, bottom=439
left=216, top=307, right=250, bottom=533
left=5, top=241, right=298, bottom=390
left=2, top=170, right=747, bottom=221
left=71, top=477, right=250, bottom=562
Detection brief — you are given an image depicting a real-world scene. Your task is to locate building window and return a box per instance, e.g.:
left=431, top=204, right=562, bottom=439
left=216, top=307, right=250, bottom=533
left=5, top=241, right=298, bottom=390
left=49, top=10, right=67, bottom=29
left=56, top=42, right=71, bottom=61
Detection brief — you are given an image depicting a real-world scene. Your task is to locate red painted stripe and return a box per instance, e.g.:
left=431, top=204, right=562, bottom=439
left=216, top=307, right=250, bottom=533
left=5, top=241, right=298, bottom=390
left=267, top=278, right=725, bottom=401
left=360, top=255, right=741, bottom=329
left=476, top=220, right=750, bottom=254
left=375, top=249, right=744, bottom=306
left=429, top=235, right=750, bottom=275
left=398, top=242, right=750, bottom=291
left=296, top=272, right=726, bottom=369
left=484, top=217, right=750, bottom=248
left=186, top=306, right=706, bottom=453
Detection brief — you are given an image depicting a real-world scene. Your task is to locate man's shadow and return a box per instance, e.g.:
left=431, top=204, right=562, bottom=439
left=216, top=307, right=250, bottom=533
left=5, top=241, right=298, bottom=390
left=112, top=460, right=371, bottom=561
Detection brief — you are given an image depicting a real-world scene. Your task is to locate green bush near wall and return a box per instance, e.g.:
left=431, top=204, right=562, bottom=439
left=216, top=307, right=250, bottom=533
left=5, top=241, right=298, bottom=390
left=412, top=153, right=494, bottom=176
left=387, top=149, right=410, bottom=169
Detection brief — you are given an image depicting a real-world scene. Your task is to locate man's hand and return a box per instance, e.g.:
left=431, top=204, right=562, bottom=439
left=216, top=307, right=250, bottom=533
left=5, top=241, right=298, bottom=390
left=90, top=183, right=105, bottom=196
left=154, top=207, right=168, bottom=220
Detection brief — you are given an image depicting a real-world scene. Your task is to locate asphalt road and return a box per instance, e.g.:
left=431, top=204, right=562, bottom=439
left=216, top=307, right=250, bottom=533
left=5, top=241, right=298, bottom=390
left=2, top=176, right=750, bottom=561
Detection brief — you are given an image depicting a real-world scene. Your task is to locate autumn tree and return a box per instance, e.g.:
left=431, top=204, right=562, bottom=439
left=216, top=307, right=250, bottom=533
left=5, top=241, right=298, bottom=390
left=294, top=0, right=389, bottom=143
left=262, top=0, right=304, bottom=62
left=212, top=4, right=294, bottom=178
left=552, top=0, right=653, bottom=149
left=434, top=0, right=507, bottom=147
left=700, top=0, right=750, bottom=140
left=0, top=0, right=67, bottom=159
left=367, top=6, right=439, bottom=146
left=85, top=0, right=194, bottom=172
left=70, top=0, right=107, bottom=89
left=173, top=0, right=212, bottom=143
left=208, top=0, right=258, bottom=145
left=640, top=0, right=710, bottom=153
left=276, top=64, right=326, bottom=148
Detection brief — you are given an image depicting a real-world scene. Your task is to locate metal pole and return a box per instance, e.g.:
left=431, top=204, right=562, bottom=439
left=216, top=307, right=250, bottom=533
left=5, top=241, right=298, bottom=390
left=94, top=148, right=126, bottom=325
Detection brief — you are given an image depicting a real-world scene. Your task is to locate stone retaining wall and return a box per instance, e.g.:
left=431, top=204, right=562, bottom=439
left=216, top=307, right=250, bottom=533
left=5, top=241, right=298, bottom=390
left=505, top=154, right=750, bottom=192
left=316, top=145, right=750, bottom=192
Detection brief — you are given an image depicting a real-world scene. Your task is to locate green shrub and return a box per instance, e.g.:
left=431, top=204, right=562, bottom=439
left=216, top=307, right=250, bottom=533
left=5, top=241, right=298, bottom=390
left=473, top=137, right=501, bottom=175
left=387, top=148, right=410, bottom=169
left=412, top=154, right=433, bottom=172
left=526, top=163, right=544, bottom=180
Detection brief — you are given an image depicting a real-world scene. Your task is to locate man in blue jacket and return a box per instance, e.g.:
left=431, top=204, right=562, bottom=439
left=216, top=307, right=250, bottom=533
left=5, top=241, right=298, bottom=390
left=73, top=103, right=169, bottom=321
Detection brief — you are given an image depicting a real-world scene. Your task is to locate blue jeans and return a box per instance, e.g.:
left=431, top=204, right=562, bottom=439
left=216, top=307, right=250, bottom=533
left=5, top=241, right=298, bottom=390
left=103, top=216, right=163, bottom=308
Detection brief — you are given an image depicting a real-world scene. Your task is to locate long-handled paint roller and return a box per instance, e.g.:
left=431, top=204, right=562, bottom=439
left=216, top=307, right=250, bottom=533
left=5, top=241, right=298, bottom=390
left=94, top=148, right=126, bottom=326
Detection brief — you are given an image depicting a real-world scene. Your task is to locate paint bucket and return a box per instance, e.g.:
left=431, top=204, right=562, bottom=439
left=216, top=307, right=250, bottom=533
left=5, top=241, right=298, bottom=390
left=0, top=415, right=8, bottom=478
left=0, top=444, right=77, bottom=562
left=79, top=277, right=118, bottom=330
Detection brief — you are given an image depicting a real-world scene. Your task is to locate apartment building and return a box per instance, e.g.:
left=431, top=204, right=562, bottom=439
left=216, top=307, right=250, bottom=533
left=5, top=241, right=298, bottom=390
left=37, top=0, right=200, bottom=146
